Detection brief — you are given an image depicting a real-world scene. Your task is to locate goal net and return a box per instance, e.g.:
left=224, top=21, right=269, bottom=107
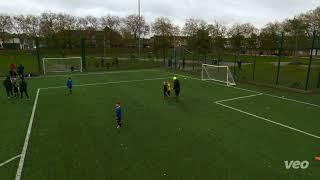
left=201, top=64, right=236, bottom=86
left=43, top=57, right=83, bottom=75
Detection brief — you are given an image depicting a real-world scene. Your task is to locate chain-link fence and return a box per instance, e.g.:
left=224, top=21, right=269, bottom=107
left=1, top=32, right=320, bottom=91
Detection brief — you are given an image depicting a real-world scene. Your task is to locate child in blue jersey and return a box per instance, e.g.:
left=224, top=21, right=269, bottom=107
left=66, top=77, right=73, bottom=94
left=115, top=102, right=122, bottom=129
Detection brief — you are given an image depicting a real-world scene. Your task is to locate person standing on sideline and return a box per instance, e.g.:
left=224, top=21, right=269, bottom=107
left=19, top=77, right=29, bottom=99
left=173, top=77, right=181, bottom=100
left=237, top=59, right=242, bottom=70
left=9, top=64, right=16, bottom=77
left=115, top=102, right=122, bottom=129
left=17, top=64, right=25, bottom=77
left=3, top=76, right=13, bottom=99
left=66, top=77, right=73, bottom=94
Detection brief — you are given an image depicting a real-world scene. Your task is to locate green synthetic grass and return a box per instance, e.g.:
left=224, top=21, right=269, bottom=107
left=1, top=70, right=320, bottom=180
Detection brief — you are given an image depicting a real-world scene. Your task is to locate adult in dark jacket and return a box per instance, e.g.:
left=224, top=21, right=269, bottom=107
left=19, top=78, right=29, bottom=99
left=3, top=76, right=13, bottom=99
left=173, top=77, right=181, bottom=100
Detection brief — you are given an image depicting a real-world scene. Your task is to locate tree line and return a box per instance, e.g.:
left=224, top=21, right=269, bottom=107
left=0, top=6, right=319, bottom=57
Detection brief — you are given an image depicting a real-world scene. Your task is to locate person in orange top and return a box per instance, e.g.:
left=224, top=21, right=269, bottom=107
left=9, top=64, right=17, bottom=77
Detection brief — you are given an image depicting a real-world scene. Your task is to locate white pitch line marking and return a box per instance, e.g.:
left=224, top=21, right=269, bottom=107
left=15, top=89, right=40, bottom=180
left=168, top=72, right=320, bottom=109
left=0, top=154, right=21, bottom=167
left=40, top=77, right=168, bottom=90
left=0, top=69, right=160, bottom=80
left=215, top=93, right=263, bottom=103
left=215, top=102, right=320, bottom=140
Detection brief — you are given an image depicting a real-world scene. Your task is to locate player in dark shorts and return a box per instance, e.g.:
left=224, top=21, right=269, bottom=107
left=115, top=102, right=122, bottom=128
left=12, top=78, right=19, bottom=98
left=173, top=77, right=181, bottom=100
left=3, top=76, right=13, bottom=99
left=19, top=78, right=29, bottom=99
left=66, top=77, right=73, bottom=94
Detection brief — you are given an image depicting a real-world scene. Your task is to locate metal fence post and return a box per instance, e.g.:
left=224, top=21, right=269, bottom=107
left=276, top=32, right=284, bottom=85
left=253, top=51, right=257, bottom=81
left=233, top=53, right=237, bottom=76
left=81, top=38, right=86, bottom=71
left=317, top=72, right=320, bottom=88
left=305, top=30, right=317, bottom=91
left=35, top=37, right=41, bottom=74
left=192, top=54, right=195, bottom=71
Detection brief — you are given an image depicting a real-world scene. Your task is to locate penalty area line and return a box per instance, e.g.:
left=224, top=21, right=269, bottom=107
left=215, top=93, right=263, bottom=103
left=15, top=89, right=41, bottom=180
left=168, top=72, right=320, bottom=109
left=215, top=102, right=320, bottom=140
left=0, top=154, right=21, bottom=167
left=40, top=77, right=169, bottom=90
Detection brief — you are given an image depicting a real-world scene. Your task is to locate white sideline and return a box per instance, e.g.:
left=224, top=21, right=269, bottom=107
left=0, top=69, right=160, bottom=81
left=33, top=69, right=160, bottom=79
left=15, top=89, right=40, bottom=180
left=168, top=72, right=320, bottom=109
left=0, top=154, right=21, bottom=167
left=40, top=77, right=168, bottom=90
left=215, top=93, right=263, bottom=103
left=215, top=102, right=320, bottom=140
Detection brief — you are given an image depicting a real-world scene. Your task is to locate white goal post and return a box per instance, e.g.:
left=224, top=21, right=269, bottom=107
left=201, top=64, right=236, bottom=86
left=42, top=57, right=83, bottom=75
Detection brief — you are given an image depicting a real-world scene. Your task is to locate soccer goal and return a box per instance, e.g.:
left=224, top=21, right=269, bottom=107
left=42, top=57, right=83, bottom=75
left=201, top=64, right=236, bottom=86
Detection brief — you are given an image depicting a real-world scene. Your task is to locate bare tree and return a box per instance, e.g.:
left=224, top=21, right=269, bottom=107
left=152, top=17, right=177, bottom=57
left=120, top=14, right=149, bottom=53
left=25, top=15, right=41, bottom=38
left=283, top=15, right=309, bottom=60
left=260, top=22, right=284, bottom=55
left=121, top=14, right=149, bottom=40
left=101, top=15, right=120, bottom=31
left=0, top=14, right=13, bottom=44
left=54, top=13, right=76, bottom=49
left=183, top=18, right=210, bottom=55
left=228, top=23, right=258, bottom=53
left=208, top=21, right=227, bottom=59
left=76, top=17, right=88, bottom=31
left=12, top=15, right=28, bottom=49
left=85, top=16, right=100, bottom=30
left=182, top=19, right=204, bottom=37
left=40, top=12, right=59, bottom=48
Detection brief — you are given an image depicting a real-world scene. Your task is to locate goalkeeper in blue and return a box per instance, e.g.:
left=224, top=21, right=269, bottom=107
left=115, top=102, right=122, bottom=129
left=66, top=77, right=73, bottom=94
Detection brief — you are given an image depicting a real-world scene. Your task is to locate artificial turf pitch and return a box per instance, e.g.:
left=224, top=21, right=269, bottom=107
left=1, top=69, right=320, bottom=179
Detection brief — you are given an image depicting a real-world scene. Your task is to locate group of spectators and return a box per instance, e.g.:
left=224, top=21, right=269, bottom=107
left=95, top=58, right=119, bottom=70
left=166, top=58, right=186, bottom=70
left=3, top=64, right=29, bottom=99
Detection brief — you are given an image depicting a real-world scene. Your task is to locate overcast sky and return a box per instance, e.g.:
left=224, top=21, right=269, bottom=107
left=1, top=0, right=320, bottom=28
